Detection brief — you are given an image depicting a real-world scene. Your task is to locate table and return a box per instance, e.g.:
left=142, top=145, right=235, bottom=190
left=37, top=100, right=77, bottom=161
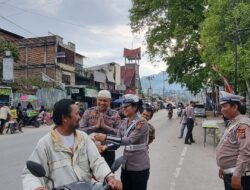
left=202, top=120, right=219, bottom=147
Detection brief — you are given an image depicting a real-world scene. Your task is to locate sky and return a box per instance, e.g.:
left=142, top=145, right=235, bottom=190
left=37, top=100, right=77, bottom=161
left=0, top=0, right=167, bottom=77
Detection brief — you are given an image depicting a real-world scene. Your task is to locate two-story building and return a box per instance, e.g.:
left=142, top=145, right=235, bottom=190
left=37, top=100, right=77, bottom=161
left=87, top=62, right=122, bottom=98
left=0, top=28, right=77, bottom=87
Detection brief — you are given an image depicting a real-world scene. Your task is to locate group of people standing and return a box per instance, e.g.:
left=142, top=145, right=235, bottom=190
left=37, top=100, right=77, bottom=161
left=178, top=95, right=250, bottom=190
left=22, top=90, right=156, bottom=190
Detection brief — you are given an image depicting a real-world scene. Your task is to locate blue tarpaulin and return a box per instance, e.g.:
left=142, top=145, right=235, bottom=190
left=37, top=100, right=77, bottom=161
left=113, top=98, right=124, bottom=104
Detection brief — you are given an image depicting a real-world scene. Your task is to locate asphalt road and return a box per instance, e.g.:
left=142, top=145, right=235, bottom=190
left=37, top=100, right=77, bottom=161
left=0, top=109, right=224, bottom=190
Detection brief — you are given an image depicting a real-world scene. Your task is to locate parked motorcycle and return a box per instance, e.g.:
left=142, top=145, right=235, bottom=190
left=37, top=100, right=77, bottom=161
left=26, top=156, right=123, bottom=190
left=19, top=110, right=41, bottom=128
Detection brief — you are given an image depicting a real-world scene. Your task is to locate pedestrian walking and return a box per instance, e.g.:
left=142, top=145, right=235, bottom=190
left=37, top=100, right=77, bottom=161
left=216, top=94, right=250, bottom=190
left=94, top=94, right=150, bottom=190
left=178, top=104, right=188, bottom=138
left=184, top=101, right=196, bottom=144
left=0, top=103, right=11, bottom=134
left=79, top=90, right=121, bottom=167
left=21, top=99, right=122, bottom=190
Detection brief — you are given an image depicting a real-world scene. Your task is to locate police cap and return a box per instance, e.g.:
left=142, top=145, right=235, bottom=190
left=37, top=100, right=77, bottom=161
left=122, top=94, right=139, bottom=106
left=220, top=94, right=241, bottom=105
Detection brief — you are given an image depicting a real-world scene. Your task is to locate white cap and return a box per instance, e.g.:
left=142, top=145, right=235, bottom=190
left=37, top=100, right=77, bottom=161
left=97, top=90, right=111, bottom=99
left=122, top=94, right=139, bottom=105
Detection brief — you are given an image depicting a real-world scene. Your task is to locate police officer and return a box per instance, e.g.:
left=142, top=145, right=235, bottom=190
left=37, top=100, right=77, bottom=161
left=94, top=94, right=150, bottom=190
left=216, top=94, right=250, bottom=190
left=79, top=90, right=121, bottom=167
left=184, top=101, right=196, bottom=144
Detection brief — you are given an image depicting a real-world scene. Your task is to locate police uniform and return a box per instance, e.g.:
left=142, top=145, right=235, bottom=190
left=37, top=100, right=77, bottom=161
left=104, top=94, right=150, bottom=190
left=216, top=95, right=250, bottom=190
left=184, top=103, right=195, bottom=144
left=79, top=106, right=121, bottom=167
left=148, top=122, right=155, bottom=144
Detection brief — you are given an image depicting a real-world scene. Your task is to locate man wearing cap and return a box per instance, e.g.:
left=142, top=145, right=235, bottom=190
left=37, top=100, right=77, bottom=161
left=216, top=94, right=250, bottom=190
left=184, top=101, right=196, bottom=144
left=79, top=90, right=121, bottom=167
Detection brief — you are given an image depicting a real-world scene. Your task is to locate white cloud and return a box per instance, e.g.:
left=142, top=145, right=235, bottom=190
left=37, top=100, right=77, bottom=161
left=0, top=1, right=166, bottom=78
left=23, top=0, right=63, bottom=15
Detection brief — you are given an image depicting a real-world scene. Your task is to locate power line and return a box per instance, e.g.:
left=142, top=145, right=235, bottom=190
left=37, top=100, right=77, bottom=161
left=0, top=15, right=38, bottom=37
left=4, top=1, right=61, bottom=18
left=3, top=3, right=87, bottom=29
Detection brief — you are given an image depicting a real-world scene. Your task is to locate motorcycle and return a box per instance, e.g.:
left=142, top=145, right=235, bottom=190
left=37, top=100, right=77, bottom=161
left=177, top=107, right=182, bottom=117
left=26, top=156, right=123, bottom=190
left=168, top=109, right=173, bottom=119
left=19, top=110, right=41, bottom=128
left=5, top=116, right=17, bottom=134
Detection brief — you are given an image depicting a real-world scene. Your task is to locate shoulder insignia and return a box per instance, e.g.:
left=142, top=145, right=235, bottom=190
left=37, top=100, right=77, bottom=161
left=237, top=125, right=246, bottom=139
left=90, top=111, right=97, bottom=116
left=136, top=119, right=146, bottom=129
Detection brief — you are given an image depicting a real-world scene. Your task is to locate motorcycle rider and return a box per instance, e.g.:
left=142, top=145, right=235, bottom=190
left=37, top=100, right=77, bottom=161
left=168, top=104, right=173, bottom=119
left=0, top=103, right=11, bottom=134
left=21, top=99, right=122, bottom=190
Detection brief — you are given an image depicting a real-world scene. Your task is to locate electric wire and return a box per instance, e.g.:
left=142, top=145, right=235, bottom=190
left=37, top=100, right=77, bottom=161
left=0, top=15, right=38, bottom=37
left=2, top=2, right=86, bottom=29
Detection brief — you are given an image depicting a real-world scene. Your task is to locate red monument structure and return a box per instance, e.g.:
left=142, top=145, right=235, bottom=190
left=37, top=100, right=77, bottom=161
left=121, top=47, right=142, bottom=95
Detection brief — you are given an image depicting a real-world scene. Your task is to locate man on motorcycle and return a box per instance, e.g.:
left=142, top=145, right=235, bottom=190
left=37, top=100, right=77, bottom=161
left=168, top=105, right=173, bottom=119
left=21, top=99, right=122, bottom=190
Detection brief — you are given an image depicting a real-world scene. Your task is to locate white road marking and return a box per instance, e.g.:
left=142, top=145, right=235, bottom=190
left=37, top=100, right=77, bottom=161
left=169, top=182, right=175, bottom=190
left=181, top=146, right=187, bottom=157
left=169, top=146, right=188, bottom=190
left=178, top=157, right=184, bottom=166
left=174, top=167, right=181, bottom=178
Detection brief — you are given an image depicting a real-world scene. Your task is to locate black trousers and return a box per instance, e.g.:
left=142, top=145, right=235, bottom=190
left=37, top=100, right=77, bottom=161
left=101, top=150, right=115, bottom=168
left=224, top=174, right=250, bottom=190
left=0, top=119, right=6, bottom=134
left=121, top=168, right=150, bottom=190
left=185, top=118, right=194, bottom=143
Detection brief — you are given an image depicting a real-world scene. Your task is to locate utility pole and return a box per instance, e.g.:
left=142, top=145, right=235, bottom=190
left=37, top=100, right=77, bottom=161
left=146, top=76, right=154, bottom=100
left=162, top=72, right=165, bottom=98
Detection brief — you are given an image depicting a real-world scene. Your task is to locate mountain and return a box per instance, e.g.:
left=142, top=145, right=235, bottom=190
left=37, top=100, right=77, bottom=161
left=140, top=71, right=186, bottom=96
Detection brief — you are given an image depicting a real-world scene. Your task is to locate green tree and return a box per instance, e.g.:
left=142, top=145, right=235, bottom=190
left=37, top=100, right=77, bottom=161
left=0, top=38, right=19, bottom=61
left=130, top=0, right=208, bottom=94
left=200, top=0, right=250, bottom=95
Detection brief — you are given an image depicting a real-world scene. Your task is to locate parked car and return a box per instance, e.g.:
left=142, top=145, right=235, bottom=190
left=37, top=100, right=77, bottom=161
left=194, top=103, right=206, bottom=117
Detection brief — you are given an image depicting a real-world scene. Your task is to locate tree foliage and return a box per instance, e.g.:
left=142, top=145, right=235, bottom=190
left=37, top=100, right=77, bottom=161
left=0, top=38, right=19, bottom=61
left=130, top=0, right=208, bottom=94
left=130, top=0, right=250, bottom=95
left=200, top=0, right=250, bottom=94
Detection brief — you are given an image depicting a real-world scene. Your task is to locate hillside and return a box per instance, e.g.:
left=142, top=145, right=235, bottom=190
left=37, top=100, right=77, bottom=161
left=140, top=71, right=185, bottom=95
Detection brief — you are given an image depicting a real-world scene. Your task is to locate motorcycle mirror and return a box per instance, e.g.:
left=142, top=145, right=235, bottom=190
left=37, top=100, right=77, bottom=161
left=111, top=156, right=123, bottom=173
left=26, top=160, right=46, bottom=177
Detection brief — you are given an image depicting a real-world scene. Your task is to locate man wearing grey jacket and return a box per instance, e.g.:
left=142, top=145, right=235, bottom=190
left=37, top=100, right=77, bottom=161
left=21, top=99, right=121, bottom=190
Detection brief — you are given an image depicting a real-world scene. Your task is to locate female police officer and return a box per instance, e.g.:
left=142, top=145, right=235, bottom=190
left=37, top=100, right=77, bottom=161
left=94, top=94, right=150, bottom=190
